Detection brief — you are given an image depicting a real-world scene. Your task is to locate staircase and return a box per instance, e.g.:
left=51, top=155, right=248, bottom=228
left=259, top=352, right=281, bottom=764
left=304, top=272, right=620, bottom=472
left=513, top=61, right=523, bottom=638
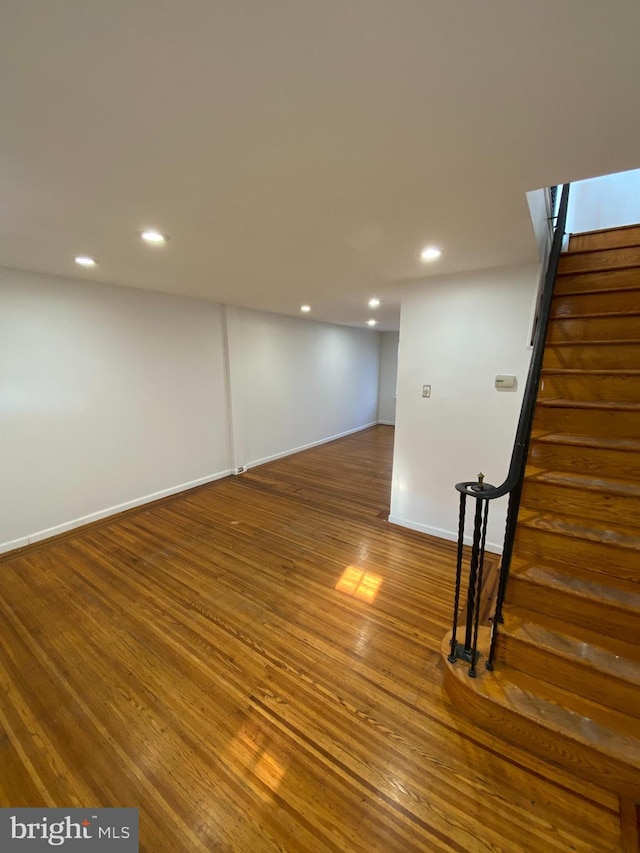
left=443, top=223, right=640, bottom=800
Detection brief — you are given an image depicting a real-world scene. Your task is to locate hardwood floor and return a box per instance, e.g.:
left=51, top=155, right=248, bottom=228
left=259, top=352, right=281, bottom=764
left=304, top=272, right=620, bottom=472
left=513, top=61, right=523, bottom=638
left=0, top=426, right=623, bottom=851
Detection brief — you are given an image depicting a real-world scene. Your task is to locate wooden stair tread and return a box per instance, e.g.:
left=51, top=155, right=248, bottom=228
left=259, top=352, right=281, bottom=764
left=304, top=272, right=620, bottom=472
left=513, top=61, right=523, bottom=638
left=530, top=431, right=640, bottom=453
left=561, top=243, right=640, bottom=258
left=551, top=290, right=640, bottom=318
left=507, top=558, right=640, bottom=644
left=501, top=613, right=640, bottom=688
left=510, top=559, right=640, bottom=612
left=546, top=338, right=640, bottom=347
left=568, top=231, right=640, bottom=254
left=557, top=264, right=640, bottom=273
left=504, top=667, right=640, bottom=743
left=539, top=373, right=640, bottom=405
left=550, top=310, right=640, bottom=320
left=443, top=633, right=640, bottom=773
left=524, top=470, right=640, bottom=498
left=558, top=264, right=640, bottom=276
left=554, top=281, right=640, bottom=294
left=502, top=605, right=640, bottom=664
left=547, top=315, right=640, bottom=344
left=558, top=247, right=640, bottom=275
left=542, top=367, right=640, bottom=376
left=536, top=398, right=640, bottom=411
left=555, top=268, right=640, bottom=297
left=517, top=508, right=640, bottom=551
left=541, top=368, right=640, bottom=376
left=570, top=223, right=640, bottom=239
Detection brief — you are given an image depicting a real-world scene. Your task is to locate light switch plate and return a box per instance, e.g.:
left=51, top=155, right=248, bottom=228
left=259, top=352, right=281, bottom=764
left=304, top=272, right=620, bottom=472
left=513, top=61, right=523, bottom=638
left=422, top=385, right=431, bottom=397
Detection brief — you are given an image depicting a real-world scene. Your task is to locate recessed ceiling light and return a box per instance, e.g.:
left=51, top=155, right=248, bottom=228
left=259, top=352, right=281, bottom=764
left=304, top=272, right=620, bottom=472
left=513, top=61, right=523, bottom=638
left=367, top=319, right=378, bottom=327
left=141, top=229, right=168, bottom=245
left=421, top=246, right=442, bottom=262
left=75, top=256, right=97, bottom=267
left=300, top=305, right=311, bottom=313
left=368, top=298, right=381, bottom=308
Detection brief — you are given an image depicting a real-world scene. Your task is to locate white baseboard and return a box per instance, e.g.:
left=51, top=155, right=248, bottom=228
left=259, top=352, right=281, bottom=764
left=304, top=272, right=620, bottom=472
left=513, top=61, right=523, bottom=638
left=0, top=468, right=233, bottom=555
left=245, top=421, right=379, bottom=469
left=377, top=420, right=395, bottom=426
left=0, top=535, right=31, bottom=555
left=387, top=514, right=503, bottom=555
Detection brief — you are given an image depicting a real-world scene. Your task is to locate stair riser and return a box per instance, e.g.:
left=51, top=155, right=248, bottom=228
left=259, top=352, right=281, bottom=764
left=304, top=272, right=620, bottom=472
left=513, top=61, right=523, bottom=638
left=558, top=247, right=640, bottom=274
left=514, top=526, right=638, bottom=583
left=506, top=575, right=638, bottom=646
left=521, top=480, right=640, bottom=528
left=443, top=653, right=640, bottom=797
left=528, top=441, right=640, bottom=482
left=569, top=226, right=640, bottom=252
left=543, top=342, right=640, bottom=370
left=495, top=634, right=638, bottom=718
left=555, top=268, right=640, bottom=295
left=547, top=315, right=640, bottom=342
left=552, top=289, right=640, bottom=317
left=533, top=405, right=639, bottom=440
left=540, top=373, right=640, bottom=402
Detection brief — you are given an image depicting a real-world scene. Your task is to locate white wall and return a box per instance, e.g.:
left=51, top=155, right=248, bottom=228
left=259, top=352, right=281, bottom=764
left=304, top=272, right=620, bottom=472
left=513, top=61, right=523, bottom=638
left=228, top=308, right=380, bottom=467
left=0, top=268, right=232, bottom=551
left=526, top=187, right=552, bottom=263
left=1, top=271, right=383, bottom=553
left=566, top=168, right=640, bottom=235
left=377, top=332, right=399, bottom=425
left=389, top=264, right=539, bottom=552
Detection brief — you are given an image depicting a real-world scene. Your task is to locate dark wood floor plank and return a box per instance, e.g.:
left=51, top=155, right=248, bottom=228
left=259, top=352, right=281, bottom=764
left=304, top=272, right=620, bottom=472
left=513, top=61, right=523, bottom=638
left=0, top=426, right=622, bottom=851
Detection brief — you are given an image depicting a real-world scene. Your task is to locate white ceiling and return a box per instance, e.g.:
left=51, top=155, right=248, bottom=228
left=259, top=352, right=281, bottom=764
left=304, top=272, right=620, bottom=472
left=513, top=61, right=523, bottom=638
left=2, top=1, right=640, bottom=331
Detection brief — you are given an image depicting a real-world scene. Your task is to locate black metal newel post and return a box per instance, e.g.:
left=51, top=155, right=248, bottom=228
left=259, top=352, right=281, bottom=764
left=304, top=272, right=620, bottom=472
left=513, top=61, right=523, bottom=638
left=450, top=473, right=493, bottom=668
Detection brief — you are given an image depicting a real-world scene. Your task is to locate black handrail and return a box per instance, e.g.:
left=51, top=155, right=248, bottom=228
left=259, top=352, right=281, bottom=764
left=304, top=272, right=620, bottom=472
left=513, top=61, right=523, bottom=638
left=448, top=183, right=570, bottom=673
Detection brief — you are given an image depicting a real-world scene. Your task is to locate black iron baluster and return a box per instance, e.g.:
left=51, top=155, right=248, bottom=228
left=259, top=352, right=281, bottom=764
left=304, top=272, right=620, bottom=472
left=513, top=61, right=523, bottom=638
left=448, top=491, right=467, bottom=663
left=463, top=496, right=484, bottom=656
left=469, top=499, right=490, bottom=678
